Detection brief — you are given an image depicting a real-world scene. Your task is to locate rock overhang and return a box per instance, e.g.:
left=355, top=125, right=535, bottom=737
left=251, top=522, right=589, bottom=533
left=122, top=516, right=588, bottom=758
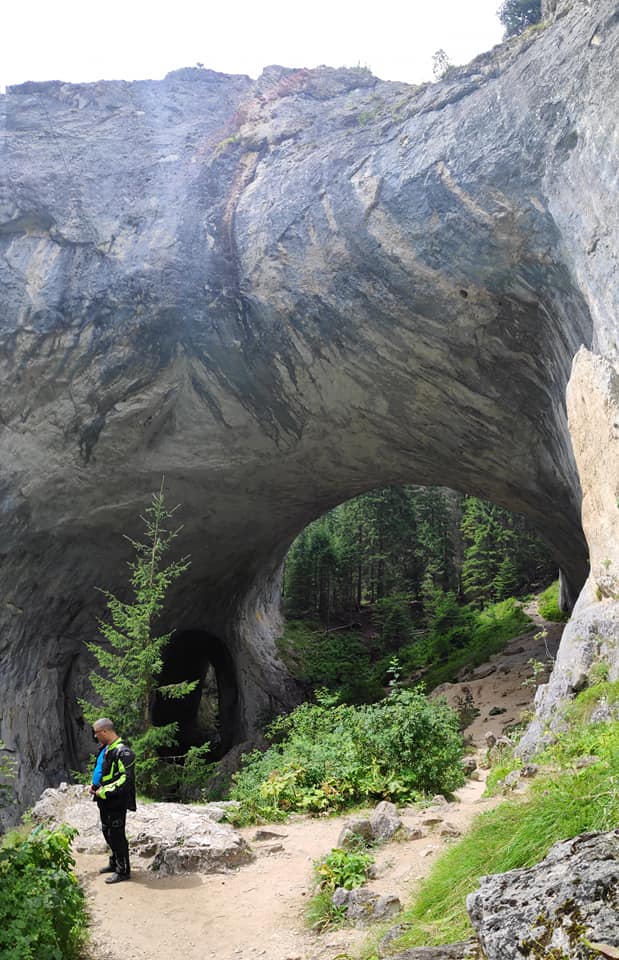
left=1, top=0, right=617, bottom=817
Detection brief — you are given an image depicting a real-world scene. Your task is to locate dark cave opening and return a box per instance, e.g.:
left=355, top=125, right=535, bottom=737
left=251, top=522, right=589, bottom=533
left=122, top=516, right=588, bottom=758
left=152, top=630, right=238, bottom=759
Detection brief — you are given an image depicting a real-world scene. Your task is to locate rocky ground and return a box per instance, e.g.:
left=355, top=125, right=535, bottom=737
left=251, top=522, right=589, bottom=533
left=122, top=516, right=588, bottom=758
left=76, top=602, right=563, bottom=960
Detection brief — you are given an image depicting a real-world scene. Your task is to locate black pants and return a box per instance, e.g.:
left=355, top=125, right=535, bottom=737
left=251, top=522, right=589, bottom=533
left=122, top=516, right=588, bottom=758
left=98, top=804, right=130, bottom=876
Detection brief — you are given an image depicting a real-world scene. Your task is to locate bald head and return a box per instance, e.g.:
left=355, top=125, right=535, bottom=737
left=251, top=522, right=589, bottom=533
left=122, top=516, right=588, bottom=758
left=92, top=718, right=117, bottom=745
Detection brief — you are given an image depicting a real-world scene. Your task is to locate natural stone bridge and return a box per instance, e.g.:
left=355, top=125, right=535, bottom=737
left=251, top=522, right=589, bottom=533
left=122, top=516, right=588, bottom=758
left=1, top=0, right=617, bottom=815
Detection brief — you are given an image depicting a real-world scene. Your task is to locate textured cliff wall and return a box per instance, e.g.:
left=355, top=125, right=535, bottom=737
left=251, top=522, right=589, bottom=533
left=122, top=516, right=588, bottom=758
left=0, top=0, right=617, bottom=815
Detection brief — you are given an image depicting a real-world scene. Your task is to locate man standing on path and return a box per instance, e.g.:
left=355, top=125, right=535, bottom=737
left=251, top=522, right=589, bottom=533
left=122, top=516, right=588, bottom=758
left=89, top=718, right=136, bottom=884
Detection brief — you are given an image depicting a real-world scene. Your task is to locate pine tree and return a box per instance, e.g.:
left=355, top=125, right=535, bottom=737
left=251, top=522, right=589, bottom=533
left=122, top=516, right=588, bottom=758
left=80, top=481, right=195, bottom=795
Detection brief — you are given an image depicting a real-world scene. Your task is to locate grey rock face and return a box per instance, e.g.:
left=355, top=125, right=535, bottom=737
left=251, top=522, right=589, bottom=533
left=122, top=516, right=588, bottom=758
left=31, top=784, right=252, bottom=875
left=467, top=830, right=619, bottom=959
left=0, top=0, right=618, bottom=815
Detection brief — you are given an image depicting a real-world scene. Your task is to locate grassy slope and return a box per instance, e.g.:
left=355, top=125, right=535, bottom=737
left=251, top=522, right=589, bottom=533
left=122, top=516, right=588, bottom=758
left=372, top=680, right=619, bottom=953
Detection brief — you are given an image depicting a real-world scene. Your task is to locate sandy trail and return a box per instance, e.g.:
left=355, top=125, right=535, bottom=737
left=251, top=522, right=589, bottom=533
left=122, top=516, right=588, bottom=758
left=78, top=601, right=562, bottom=960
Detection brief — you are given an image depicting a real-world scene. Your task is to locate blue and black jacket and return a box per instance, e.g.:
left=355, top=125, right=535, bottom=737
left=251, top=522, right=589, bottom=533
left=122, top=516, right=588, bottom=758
left=96, top=738, right=136, bottom=811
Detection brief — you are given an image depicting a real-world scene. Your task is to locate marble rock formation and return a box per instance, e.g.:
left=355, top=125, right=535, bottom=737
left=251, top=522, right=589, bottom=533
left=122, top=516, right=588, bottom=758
left=0, top=0, right=617, bottom=816
left=31, top=784, right=251, bottom=875
left=467, top=830, right=619, bottom=959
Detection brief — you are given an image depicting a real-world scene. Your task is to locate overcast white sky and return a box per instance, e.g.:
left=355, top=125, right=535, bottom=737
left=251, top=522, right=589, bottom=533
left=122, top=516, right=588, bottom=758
left=2, top=0, right=505, bottom=93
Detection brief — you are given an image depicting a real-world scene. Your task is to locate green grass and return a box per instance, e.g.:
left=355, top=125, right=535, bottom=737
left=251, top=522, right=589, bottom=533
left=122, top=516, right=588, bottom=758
left=537, top=580, right=569, bottom=622
left=381, top=686, right=619, bottom=951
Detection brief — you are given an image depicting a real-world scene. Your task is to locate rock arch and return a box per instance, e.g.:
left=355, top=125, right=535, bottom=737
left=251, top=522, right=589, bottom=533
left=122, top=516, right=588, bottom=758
left=152, top=629, right=239, bottom=757
left=0, top=0, right=617, bottom=816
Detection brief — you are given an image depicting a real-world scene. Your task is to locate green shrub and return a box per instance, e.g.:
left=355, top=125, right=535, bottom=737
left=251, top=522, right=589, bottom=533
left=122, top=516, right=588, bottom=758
left=0, top=825, right=88, bottom=960
left=307, top=846, right=375, bottom=931
left=229, top=688, right=464, bottom=823
left=537, top=580, right=568, bottom=622
left=315, top=847, right=375, bottom=892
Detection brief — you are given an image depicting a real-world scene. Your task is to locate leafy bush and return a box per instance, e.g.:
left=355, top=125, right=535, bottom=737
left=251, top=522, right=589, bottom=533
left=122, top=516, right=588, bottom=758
left=228, top=688, right=464, bottom=823
left=0, top=825, right=88, bottom=960
left=307, top=845, right=375, bottom=931
left=315, top=847, right=374, bottom=892
left=537, top=579, right=568, bottom=622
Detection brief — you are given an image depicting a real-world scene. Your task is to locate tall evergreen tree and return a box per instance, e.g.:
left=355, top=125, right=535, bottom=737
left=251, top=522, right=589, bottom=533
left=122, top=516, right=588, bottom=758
left=80, top=482, right=195, bottom=795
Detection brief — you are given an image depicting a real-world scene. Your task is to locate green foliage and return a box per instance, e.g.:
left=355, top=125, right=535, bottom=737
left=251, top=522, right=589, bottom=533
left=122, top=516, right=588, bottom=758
left=277, top=621, right=384, bottom=704
left=388, top=685, right=619, bottom=949
left=498, top=0, right=542, bottom=37
left=0, top=741, right=16, bottom=809
left=461, top=497, right=554, bottom=605
left=431, top=48, right=452, bottom=80
left=373, top=594, right=413, bottom=651
left=228, top=689, right=464, bottom=823
left=408, top=597, right=531, bottom=691
left=307, top=846, right=375, bottom=930
left=80, top=481, right=197, bottom=797
left=0, top=825, right=88, bottom=960
left=284, top=486, right=554, bottom=631
left=315, top=846, right=375, bottom=891
left=537, top=579, right=568, bottom=622
left=305, top=888, right=348, bottom=931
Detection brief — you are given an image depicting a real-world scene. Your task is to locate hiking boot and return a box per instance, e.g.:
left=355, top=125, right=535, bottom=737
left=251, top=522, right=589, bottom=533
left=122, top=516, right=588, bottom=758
left=104, top=872, right=130, bottom=884
left=98, top=864, right=116, bottom=874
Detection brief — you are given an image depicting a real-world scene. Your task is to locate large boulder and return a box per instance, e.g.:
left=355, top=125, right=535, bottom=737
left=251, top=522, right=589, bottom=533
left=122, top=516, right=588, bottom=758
left=31, top=784, right=253, bottom=876
left=466, top=830, right=619, bottom=959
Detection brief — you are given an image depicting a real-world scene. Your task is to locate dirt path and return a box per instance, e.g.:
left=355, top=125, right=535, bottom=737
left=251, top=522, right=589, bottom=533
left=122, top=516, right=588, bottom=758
left=78, top=601, right=563, bottom=960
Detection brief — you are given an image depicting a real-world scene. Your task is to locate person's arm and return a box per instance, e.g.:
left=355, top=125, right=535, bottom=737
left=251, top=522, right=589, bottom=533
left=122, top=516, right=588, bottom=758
left=97, top=747, right=135, bottom=801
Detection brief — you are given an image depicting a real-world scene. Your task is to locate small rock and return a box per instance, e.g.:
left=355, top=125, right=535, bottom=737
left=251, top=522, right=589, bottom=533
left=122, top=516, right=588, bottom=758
left=488, top=706, right=506, bottom=716
left=337, top=817, right=373, bottom=848
left=253, top=829, right=286, bottom=841
left=407, top=827, right=426, bottom=840
left=370, top=800, right=403, bottom=842
left=504, top=770, right=520, bottom=789
left=520, top=763, right=539, bottom=778
left=260, top=843, right=284, bottom=855
left=471, top=664, right=497, bottom=680
left=422, top=816, right=444, bottom=827
left=440, top=823, right=462, bottom=838
left=504, top=645, right=525, bottom=655
left=574, top=754, right=601, bottom=768
left=431, top=794, right=448, bottom=806
left=332, top=886, right=401, bottom=924
left=484, top=732, right=497, bottom=748
left=462, top=756, right=478, bottom=775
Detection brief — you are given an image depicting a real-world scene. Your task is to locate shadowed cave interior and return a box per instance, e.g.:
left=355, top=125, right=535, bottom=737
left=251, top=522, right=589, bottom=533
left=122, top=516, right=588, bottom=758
left=152, top=630, right=239, bottom=759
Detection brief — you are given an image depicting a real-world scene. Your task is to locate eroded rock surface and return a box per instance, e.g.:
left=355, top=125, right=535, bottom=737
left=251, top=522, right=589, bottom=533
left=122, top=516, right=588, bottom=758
left=32, top=784, right=252, bottom=875
left=0, top=0, right=617, bottom=815
left=466, top=830, right=619, bottom=959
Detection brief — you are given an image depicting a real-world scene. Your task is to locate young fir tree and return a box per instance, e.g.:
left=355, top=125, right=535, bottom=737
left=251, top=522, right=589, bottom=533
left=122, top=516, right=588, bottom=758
left=80, top=481, right=196, bottom=796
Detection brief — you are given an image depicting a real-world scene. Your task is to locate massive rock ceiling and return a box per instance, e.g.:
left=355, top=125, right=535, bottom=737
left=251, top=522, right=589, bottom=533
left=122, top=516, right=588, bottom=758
left=0, top=0, right=617, bottom=815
